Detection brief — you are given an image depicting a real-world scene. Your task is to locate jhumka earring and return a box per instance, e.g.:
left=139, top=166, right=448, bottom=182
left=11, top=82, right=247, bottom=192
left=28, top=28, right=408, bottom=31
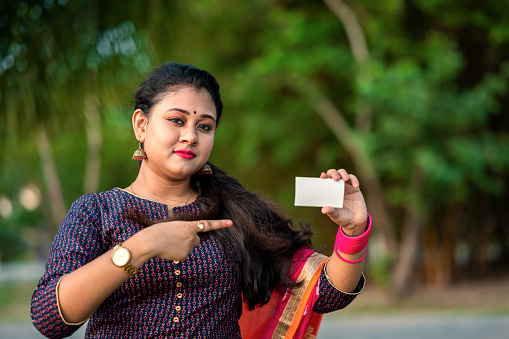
left=197, top=164, right=213, bottom=175
left=132, top=142, right=148, bottom=161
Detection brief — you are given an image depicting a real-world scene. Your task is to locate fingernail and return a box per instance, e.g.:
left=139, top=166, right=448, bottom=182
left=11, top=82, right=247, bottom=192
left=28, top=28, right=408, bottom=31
left=226, top=221, right=233, bottom=226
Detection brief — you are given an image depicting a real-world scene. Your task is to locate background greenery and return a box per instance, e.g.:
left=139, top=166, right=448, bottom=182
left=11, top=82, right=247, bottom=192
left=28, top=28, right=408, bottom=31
left=1, top=0, right=508, bottom=298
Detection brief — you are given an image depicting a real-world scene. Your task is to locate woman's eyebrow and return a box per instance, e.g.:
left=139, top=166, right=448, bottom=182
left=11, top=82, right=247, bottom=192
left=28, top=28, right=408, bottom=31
left=166, top=107, right=190, bottom=115
left=166, top=108, right=216, bottom=123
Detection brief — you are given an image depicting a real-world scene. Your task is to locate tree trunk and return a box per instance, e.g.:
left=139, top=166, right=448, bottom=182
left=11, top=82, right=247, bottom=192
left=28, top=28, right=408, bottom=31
left=391, top=207, right=422, bottom=297
left=307, top=90, right=397, bottom=256
left=36, top=125, right=67, bottom=230
left=391, top=167, right=425, bottom=297
left=83, top=94, right=102, bottom=194
left=322, top=0, right=369, bottom=64
left=322, top=0, right=373, bottom=131
left=422, top=202, right=461, bottom=288
left=319, top=0, right=396, bottom=253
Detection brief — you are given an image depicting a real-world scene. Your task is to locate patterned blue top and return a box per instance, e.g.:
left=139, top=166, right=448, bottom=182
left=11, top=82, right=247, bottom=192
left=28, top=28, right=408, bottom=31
left=31, top=188, right=363, bottom=338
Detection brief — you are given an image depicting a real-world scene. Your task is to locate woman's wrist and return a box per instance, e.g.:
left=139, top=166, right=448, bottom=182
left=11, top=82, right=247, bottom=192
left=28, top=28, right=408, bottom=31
left=122, top=230, right=153, bottom=268
left=334, top=213, right=372, bottom=261
left=341, top=215, right=369, bottom=237
left=334, top=247, right=367, bottom=264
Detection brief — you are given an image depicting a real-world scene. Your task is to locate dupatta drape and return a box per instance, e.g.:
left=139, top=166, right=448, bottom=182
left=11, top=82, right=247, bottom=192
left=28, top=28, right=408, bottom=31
left=239, top=248, right=328, bottom=339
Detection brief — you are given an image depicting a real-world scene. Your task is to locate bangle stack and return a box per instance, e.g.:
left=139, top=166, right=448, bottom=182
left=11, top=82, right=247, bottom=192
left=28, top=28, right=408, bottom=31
left=334, top=213, right=372, bottom=264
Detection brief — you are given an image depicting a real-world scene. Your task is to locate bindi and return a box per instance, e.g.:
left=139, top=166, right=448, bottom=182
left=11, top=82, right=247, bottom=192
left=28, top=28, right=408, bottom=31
left=193, top=111, right=197, bottom=114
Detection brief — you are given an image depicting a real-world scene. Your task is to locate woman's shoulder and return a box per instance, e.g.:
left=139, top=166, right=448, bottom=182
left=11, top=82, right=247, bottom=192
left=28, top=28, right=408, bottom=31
left=70, top=187, right=122, bottom=202
left=68, top=188, right=130, bottom=213
left=67, top=188, right=170, bottom=224
left=97, top=187, right=130, bottom=201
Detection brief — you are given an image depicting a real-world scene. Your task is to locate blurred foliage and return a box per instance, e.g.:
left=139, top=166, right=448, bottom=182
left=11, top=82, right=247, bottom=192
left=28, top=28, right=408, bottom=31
left=1, top=0, right=508, bottom=291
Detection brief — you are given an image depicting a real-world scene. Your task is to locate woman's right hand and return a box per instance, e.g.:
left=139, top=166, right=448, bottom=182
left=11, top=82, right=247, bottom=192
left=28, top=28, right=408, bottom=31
left=56, top=219, right=233, bottom=324
left=136, top=219, right=233, bottom=262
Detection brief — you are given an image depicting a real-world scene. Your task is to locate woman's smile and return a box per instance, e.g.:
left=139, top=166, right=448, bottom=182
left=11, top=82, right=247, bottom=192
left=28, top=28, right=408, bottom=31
left=174, top=149, right=197, bottom=159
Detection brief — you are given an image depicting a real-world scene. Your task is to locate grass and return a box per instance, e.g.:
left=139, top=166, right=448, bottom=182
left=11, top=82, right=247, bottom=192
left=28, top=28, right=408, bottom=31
left=0, top=281, right=38, bottom=323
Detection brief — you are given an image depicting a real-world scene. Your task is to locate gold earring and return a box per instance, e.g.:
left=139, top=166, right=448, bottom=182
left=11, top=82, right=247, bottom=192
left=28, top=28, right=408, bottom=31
left=132, top=142, right=147, bottom=161
left=197, top=164, right=213, bottom=175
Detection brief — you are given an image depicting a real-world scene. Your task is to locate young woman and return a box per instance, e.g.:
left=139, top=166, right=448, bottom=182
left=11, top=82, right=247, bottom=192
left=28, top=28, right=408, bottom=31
left=31, top=62, right=371, bottom=338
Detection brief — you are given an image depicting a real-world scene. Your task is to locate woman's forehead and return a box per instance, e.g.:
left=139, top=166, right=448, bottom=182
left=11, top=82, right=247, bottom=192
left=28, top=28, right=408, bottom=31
left=154, top=87, right=217, bottom=116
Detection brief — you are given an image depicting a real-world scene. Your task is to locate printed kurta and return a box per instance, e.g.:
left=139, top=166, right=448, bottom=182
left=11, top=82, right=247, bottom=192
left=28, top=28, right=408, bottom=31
left=31, top=188, right=363, bottom=338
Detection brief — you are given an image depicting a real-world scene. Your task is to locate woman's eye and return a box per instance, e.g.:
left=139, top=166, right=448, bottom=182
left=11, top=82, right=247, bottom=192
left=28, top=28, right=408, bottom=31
left=198, top=123, right=212, bottom=131
left=169, top=117, right=184, bottom=125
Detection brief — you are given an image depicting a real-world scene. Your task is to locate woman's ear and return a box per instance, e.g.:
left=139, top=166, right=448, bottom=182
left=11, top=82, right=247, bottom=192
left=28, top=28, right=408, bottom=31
left=132, top=109, right=147, bottom=142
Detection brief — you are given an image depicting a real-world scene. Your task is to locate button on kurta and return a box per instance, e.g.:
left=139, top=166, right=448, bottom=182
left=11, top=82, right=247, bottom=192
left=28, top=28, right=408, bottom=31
left=175, top=306, right=181, bottom=311
left=175, top=270, right=181, bottom=275
left=173, top=317, right=179, bottom=322
left=176, top=293, right=183, bottom=298
left=176, top=282, right=182, bottom=287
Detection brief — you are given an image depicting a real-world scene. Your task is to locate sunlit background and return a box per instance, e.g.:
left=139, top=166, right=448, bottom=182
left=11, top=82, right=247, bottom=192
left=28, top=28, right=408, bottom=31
left=1, top=0, right=508, bottom=338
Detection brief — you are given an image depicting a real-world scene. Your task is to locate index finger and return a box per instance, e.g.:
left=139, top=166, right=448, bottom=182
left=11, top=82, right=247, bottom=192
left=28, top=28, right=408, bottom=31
left=194, top=219, right=233, bottom=233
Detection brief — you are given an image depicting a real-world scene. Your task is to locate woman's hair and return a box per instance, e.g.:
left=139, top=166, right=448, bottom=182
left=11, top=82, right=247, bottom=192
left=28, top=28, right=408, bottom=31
left=192, top=164, right=314, bottom=310
left=133, top=62, right=223, bottom=125
left=130, top=62, right=314, bottom=310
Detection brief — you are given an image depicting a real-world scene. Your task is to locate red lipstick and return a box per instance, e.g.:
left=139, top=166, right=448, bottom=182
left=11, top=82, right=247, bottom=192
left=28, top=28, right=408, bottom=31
left=174, top=149, right=197, bottom=159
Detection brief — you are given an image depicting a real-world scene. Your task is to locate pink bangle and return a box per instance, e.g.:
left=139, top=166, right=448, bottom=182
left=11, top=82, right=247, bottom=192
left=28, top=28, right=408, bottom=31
left=334, top=213, right=372, bottom=254
left=335, top=247, right=367, bottom=264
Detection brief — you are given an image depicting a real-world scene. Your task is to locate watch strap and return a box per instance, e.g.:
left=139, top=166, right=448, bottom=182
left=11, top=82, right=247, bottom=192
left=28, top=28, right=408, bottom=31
left=123, top=262, right=140, bottom=276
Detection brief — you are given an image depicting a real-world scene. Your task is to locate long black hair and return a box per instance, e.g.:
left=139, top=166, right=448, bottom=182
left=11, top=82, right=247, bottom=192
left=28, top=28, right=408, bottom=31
left=192, top=164, right=313, bottom=310
left=131, top=62, right=314, bottom=310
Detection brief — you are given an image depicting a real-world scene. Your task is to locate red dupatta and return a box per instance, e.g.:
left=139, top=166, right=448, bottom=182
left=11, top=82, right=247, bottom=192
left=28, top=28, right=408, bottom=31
left=239, top=248, right=328, bottom=339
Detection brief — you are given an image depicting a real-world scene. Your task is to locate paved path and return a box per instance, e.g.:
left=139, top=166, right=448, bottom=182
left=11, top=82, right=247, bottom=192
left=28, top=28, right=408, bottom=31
left=0, top=322, right=85, bottom=338
left=319, top=313, right=509, bottom=339
left=2, top=313, right=508, bottom=338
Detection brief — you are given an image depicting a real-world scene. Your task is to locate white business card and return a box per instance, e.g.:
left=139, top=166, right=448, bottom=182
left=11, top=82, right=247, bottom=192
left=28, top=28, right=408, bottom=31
left=294, top=177, right=344, bottom=208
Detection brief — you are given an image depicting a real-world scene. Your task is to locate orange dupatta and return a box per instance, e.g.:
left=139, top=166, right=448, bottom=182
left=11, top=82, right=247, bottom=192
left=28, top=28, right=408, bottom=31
left=239, top=249, right=328, bottom=339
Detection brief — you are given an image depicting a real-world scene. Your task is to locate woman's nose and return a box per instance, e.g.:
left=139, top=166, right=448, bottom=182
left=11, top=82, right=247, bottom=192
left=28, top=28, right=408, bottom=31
left=179, top=126, right=198, bottom=145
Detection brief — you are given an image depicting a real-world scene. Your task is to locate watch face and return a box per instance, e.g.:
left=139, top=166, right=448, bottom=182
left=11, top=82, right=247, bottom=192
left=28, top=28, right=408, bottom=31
left=112, top=247, right=130, bottom=266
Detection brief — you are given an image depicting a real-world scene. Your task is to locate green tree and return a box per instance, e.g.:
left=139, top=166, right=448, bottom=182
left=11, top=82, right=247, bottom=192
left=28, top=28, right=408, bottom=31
left=1, top=0, right=508, bottom=299
left=0, top=0, right=161, bottom=257
left=179, top=0, right=509, bottom=295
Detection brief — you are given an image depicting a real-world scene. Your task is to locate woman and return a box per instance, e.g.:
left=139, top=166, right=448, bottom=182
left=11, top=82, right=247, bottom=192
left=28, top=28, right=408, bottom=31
left=31, top=62, right=370, bottom=338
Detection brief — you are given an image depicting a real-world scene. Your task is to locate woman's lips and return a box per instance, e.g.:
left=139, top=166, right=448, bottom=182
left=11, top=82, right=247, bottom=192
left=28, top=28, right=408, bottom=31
left=174, top=149, right=197, bottom=159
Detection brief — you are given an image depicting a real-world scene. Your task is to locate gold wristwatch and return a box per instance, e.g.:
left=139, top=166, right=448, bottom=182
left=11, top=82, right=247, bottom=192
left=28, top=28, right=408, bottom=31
left=111, top=244, right=140, bottom=276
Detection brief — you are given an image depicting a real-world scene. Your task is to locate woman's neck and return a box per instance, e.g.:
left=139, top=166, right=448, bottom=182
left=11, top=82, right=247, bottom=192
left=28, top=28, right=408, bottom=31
left=128, top=169, right=196, bottom=207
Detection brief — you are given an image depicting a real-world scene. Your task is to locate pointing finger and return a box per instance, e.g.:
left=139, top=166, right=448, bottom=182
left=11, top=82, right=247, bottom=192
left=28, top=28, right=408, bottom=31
left=193, top=219, right=233, bottom=233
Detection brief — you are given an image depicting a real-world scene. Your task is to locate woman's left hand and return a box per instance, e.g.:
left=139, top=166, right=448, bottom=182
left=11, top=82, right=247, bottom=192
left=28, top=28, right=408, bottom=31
left=320, top=169, right=368, bottom=237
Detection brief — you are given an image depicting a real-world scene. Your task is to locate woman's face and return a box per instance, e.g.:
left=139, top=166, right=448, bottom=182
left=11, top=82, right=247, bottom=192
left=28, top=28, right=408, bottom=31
left=135, top=86, right=217, bottom=181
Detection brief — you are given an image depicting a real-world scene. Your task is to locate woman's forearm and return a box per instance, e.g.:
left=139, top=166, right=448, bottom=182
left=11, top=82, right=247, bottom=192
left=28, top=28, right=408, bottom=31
left=57, top=232, right=152, bottom=323
left=325, top=250, right=365, bottom=292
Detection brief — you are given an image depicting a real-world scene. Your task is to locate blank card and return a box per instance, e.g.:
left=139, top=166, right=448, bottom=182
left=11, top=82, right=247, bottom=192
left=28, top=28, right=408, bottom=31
left=294, top=177, right=344, bottom=208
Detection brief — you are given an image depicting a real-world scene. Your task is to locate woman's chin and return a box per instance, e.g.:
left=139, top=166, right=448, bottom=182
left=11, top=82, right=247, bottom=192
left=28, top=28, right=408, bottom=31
left=166, top=167, right=200, bottom=180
